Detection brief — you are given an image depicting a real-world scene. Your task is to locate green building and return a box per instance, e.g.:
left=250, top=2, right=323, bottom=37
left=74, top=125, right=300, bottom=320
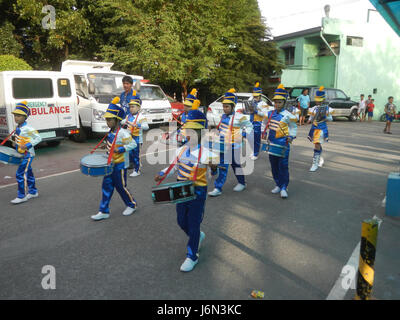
left=274, top=16, right=400, bottom=118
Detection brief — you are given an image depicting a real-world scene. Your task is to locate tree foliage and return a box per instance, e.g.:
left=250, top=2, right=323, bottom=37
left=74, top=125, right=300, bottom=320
left=0, top=55, right=32, bottom=71
left=0, top=0, right=282, bottom=98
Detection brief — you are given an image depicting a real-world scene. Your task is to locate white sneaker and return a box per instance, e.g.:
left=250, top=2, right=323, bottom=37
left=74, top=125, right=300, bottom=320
left=318, top=157, right=324, bottom=167
left=10, top=197, right=28, bottom=204
left=91, top=212, right=110, bottom=221
left=198, top=231, right=205, bottom=251
left=250, top=155, right=258, bottom=160
left=271, top=186, right=281, bottom=194
left=309, top=163, right=319, bottom=172
left=208, top=188, right=222, bottom=197
left=233, top=183, right=246, bottom=192
left=122, top=206, right=136, bottom=216
left=280, top=189, right=288, bottom=198
left=180, top=257, right=198, bottom=272
left=130, top=171, right=141, bottom=177
left=26, top=192, right=39, bottom=200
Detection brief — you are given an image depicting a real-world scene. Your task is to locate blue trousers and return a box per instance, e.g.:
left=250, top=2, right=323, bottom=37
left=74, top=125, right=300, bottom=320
left=214, top=148, right=245, bottom=191
left=99, top=164, right=137, bottom=214
left=252, top=122, right=262, bottom=156
left=129, top=136, right=140, bottom=172
left=176, top=186, right=207, bottom=261
left=269, top=147, right=290, bottom=190
left=16, top=156, right=37, bottom=198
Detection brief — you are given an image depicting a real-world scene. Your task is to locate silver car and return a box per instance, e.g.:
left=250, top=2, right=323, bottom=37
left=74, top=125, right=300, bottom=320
left=206, top=93, right=273, bottom=127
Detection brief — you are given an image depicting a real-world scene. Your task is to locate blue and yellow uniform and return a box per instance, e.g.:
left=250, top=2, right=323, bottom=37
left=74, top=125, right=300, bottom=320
left=267, top=85, right=297, bottom=195
left=121, top=91, right=149, bottom=174
left=158, top=110, right=217, bottom=270
left=176, top=89, right=203, bottom=145
left=249, top=82, right=269, bottom=158
left=211, top=89, right=253, bottom=194
left=98, top=98, right=137, bottom=215
left=307, top=86, right=333, bottom=172
left=11, top=101, right=42, bottom=201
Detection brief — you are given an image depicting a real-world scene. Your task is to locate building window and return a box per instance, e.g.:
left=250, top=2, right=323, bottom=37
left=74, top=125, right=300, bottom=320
left=284, top=47, right=295, bottom=65
left=346, top=36, right=363, bottom=47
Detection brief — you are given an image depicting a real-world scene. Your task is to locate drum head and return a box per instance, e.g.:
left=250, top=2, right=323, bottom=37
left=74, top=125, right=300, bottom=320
left=0, top=145, right=23, bottom=158
left=80, top=153, right=109, bottom=167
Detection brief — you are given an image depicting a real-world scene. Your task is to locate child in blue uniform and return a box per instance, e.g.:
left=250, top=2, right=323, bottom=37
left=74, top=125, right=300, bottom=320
left=208, top=89, right=253, bottom=197
left=266, top=84, right=297, bottom=198
left=10, top=101, right=42, bottom=204
left=121, top=91, right=149, bottom=177
left=249, top=82, right=270, bottom=160
left=91, top=97, right=138, bottom=221
left=307, top=86, right=334, bottom=172
left=155, top=110, right=218, bottom=272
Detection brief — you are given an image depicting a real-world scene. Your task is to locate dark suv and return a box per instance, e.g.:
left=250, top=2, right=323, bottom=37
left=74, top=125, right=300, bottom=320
left=288, top=86, right=359, bottom=121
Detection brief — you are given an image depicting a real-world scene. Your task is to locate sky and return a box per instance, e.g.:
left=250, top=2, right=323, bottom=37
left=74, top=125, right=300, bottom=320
left=258, top=0, right=378, bottom=36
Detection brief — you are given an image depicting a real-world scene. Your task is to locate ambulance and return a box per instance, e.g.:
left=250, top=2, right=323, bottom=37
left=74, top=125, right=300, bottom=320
left=0, top=71, right=80, bottom=146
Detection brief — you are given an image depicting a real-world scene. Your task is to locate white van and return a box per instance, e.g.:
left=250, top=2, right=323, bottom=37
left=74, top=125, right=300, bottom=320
left=0, top=71, right=80, bottom=146
left=128, top=77, right=172, bottom=125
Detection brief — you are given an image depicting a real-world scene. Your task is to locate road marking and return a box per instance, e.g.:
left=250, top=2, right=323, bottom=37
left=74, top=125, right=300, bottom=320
left=326, top=215, right=383, bottom=300
left=0, top=146, right=177, bottom=189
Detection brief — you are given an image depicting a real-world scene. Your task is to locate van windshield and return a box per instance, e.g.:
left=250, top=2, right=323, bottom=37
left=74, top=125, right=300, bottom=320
left=88, top=73, right=124, bottom=95
left=140, top=86, right=167, bottom=100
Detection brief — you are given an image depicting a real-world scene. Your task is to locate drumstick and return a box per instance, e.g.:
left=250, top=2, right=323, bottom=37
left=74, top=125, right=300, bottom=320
left=90, top=132, right=109, bottom=154
left=261, top=110, right=275, bottom=140
left=107, top=127, right=121, bottom=165
left=1, top=130, right=16, bottom=146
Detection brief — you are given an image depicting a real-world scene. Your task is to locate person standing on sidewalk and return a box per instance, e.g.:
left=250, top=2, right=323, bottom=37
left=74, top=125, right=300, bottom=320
left=384, top=96, right=396, bottom=134
left=297, top=88, right=310, bottom=126
left=358, top=94, right=366, bottom=122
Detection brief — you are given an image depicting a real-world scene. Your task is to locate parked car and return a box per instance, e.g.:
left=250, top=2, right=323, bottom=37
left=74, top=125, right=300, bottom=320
left=288, top=86, right=359, bottom=121
left=379, top=112, right=400, bottom=122
left=207, top=93, right=273, bottom=127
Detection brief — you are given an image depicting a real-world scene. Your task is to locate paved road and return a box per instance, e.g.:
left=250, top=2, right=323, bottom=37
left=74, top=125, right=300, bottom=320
left=0, top=120, right=399, bottom=299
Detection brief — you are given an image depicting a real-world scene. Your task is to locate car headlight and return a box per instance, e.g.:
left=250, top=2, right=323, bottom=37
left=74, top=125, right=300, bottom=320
left=93, top=109, right=105, bottom=121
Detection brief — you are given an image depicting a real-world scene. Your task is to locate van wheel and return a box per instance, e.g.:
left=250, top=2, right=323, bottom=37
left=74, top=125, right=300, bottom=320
left=71, top=120, right=88, bottom=143
left=47, top=140, right=61, bottom=147
left=349, top=110, right=358, bottom=121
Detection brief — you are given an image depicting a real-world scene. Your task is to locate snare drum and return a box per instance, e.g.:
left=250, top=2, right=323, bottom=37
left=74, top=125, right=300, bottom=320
left=152, top=181, right=196, bottom=204
left=0, top=146, right=24, bottom=165
left=80, top=153, right=113, bottom=177
left=267, top=143, right=288, bottom=157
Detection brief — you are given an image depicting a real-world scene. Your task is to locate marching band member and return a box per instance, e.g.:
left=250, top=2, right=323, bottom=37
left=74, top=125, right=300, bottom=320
left=10, top=101, right=42, bottom=204
left=154, top=110, right=218, bottom=272
left=208, top=88, right=253, bottom=197
left=266, top=84, right=297, bottom=199
left=249, top=82, right=269, bottom=160
left=307, top=86, right=334, bottom=172
left=121, top=91, right=149, bottom=177
left=175, top=89, right=201, bottom=145
left=91, top=97, right=138, bottom=221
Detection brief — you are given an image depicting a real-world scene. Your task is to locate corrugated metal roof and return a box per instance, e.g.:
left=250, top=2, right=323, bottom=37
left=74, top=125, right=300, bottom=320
left=369, top=0, right=400, bottom=36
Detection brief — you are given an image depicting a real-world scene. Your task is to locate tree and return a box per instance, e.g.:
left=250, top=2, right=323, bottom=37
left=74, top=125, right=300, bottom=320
left=99, top=0, right=231, bottom=96
left=0, top=55, right=32, bottom=71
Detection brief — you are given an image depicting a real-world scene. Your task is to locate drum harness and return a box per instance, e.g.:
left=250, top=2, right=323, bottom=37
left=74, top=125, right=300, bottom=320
left=157, top=145, right=202, bottom=186
left=89, top=127, right=121, bottom=166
